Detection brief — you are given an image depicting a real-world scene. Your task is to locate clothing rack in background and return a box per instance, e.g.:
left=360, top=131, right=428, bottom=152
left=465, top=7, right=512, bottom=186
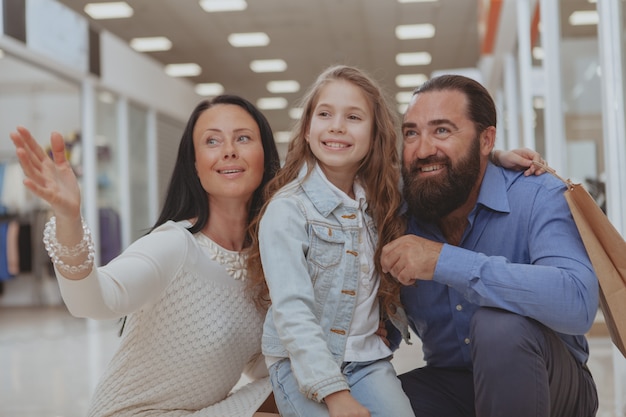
left=0, top=158, right=52, bottom=304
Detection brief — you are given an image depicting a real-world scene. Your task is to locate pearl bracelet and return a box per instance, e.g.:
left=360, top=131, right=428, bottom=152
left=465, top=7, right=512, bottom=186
left=43, top=216, right=95, bottom=275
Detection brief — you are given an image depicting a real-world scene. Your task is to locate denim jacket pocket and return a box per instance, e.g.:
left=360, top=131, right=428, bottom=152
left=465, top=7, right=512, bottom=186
left=308, top=224, right=346, bottom=269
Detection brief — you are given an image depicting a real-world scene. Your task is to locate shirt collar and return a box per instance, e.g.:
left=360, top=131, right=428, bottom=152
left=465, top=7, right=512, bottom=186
left=476, top=162, right=511, bottom=214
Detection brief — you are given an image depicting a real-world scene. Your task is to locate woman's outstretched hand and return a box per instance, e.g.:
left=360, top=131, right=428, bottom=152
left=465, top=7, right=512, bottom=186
left=10, top=126, right=81, bottom=220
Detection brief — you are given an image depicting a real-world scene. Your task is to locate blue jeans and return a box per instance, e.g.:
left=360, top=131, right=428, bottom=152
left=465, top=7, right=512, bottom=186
left=269, top=357, right=415, bottom=417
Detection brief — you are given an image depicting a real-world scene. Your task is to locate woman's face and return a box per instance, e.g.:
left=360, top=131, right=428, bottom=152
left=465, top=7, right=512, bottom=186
left=192, top=104, right=265, bottom=204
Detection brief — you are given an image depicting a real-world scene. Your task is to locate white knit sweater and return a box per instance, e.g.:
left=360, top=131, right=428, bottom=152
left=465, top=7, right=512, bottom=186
left=55, top=220, right=271, bottom=417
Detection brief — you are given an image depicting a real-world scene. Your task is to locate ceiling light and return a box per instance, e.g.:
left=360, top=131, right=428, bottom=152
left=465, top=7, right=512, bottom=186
left=250, top=59, right=287, bottom=73
left=569, top=10, right=598, bottom=26
left=164, top=63, right=202, bottom=77
left=195, top=83, right=224, bottom=96
left=84, top=2, right=133, bottom=19
left=257, top=97, right=288, bottom=110
left=395, top=73, right=428, bottom=88
left=396, top=91, right=414, bottom=104
left=267, top=80, right=300, bottom=94
left=396, top=52, right=432, bottom=66
left=130, top=37, right=172, bottom=52
left=274, top=131, right=292, bottom=143
left=228, top=32, right=270, bottom=47
left=199, top=0, right=247, bottom=12
left=289, top=107, right=303, bottom=120
left=395, top=24, right=435, bottom=40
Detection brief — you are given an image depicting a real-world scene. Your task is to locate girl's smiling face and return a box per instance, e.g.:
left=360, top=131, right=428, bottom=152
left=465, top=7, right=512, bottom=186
left=306, top=79, right=374, bottom=188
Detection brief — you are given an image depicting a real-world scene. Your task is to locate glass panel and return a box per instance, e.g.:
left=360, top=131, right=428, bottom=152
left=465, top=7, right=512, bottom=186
left=560, top=0, right=604, bottom=209
left=128, top=102, right=150, bottom=241
left=95, top=90, right=122, bottom=264
left=0, top=53, right=80, bottom=159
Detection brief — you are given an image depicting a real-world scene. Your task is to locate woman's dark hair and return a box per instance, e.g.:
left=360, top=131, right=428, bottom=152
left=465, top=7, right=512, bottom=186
left=152, top=95, right=281, bottom=238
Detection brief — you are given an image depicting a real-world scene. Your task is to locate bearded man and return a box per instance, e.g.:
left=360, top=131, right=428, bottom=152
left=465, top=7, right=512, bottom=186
left=381, top=74, right=599, bottom=417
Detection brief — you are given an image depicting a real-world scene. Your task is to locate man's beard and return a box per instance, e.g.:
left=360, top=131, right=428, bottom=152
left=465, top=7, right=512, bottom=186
left=402, top=137, right=481, bottom=223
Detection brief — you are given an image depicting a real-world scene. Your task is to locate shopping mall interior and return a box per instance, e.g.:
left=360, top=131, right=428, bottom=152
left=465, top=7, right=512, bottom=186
left=1, top=0, right=625, bottom=415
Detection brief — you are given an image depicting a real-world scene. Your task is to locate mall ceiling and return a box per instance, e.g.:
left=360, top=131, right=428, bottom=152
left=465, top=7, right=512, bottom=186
left=55, top=0, right=597, bottom=134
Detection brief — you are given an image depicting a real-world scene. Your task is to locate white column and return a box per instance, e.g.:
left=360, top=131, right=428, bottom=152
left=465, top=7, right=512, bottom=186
left=504, top=53, right=521, bottom=150
left=538, top=0, right=566, bottom=175
left=81, top=78, right=99, bottom=266
left=146, top=109, right=158, bottom=225
left=117, top=97, right=132, bottom=249
left=596, top=1, right=626, bottom=415
left=516, top=0, right=536, bottom=150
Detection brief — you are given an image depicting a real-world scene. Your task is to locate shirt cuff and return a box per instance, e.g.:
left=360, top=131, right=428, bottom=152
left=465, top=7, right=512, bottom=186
left=433, top=243, right=480, bottom=288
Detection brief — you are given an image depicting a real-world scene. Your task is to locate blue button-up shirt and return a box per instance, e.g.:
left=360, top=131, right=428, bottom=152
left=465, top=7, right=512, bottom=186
left=398, top=163, right=598, bottom=367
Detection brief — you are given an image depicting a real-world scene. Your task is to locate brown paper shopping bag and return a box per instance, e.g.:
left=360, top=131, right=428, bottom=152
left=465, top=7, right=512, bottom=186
left=536, top=162, right=626, bottom=358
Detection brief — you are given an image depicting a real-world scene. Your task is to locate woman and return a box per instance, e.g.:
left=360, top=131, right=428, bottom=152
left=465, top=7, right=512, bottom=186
left=10, top=95, right=281, bottom=417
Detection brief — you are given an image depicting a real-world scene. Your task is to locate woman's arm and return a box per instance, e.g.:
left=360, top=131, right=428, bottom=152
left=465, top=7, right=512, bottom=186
left=11, top=127, right=92, bottom=280
left=491, top=147, right=547, bottom=176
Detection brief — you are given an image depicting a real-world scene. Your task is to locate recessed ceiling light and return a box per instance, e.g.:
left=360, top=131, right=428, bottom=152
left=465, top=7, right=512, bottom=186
left=84, top=2, right=133, bottom=19
left=228, top=32, right=270, bottom=47
left=274, top=131, right=292, bottom=143
left=395, top=24, right=435, bottom=40
left=195, top=83, right=224, bottom=96
left=395, top=73, right=428, bottom=88
left=569, top=10, right=598, bottom=26
left=267, top=80, right=300, bottom=94
left=289, top=107, right=303, bottom=120
left=130, top=37, right=172, bottom=52
left=396, top=52, right=432, bottom=66
left=164, top=63, right=202, bottom=77
left=199, top=0, right=247, bottom=12
left=396, top=91, right=414, bottom=104
left=257, top=97, right=288, bottom=110
left=250, top=59, right=287, bottom=73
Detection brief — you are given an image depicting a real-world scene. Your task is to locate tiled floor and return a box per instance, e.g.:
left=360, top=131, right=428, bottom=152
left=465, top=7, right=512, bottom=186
left=1, top=279, right=625, bottom=416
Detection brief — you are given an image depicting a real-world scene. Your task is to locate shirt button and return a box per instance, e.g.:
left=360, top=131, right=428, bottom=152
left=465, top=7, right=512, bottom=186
left=456, top=304, right=463, bottom=311
left=464, top=338, right=471, bottom=345
left=361, top=265, right=369, bottom=273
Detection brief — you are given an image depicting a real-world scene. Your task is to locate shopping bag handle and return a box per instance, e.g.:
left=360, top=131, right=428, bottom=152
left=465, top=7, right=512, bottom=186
left=532, top=160, right=574, bottom=189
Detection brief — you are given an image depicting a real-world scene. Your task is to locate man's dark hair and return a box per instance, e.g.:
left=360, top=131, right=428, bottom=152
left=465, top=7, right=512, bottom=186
left=414, top=75, right=497, bottom=134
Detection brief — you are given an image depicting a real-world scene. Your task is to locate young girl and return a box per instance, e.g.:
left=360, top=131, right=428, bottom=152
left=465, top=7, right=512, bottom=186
left=247, top=65, right=413, bottom=417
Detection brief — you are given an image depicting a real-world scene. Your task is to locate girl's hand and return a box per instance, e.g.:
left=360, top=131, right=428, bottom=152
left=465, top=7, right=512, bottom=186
left=10, top=126, right=82, bottom=220
left=493, top=148, right=547, bottom=176
left=325, top=390, right=370, bottom=417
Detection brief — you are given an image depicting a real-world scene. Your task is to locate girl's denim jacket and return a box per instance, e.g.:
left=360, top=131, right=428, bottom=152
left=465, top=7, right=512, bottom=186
left=260, top=165, right=409, bottom=402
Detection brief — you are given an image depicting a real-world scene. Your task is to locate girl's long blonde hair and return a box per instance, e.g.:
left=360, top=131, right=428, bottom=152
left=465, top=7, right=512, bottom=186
left=247, top=65, right=406, bottom=320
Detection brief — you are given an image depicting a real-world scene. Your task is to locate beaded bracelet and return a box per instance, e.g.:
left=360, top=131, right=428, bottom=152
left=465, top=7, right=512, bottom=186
left=43, top=216, right=95, bottom=275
